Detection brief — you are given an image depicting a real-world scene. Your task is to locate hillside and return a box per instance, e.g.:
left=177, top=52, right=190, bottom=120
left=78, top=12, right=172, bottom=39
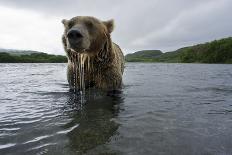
left=125, top=50, right=162, bottom=62
left=0, top=48, right=42, bottom=55
left=1, top=37, right=232, bottom=63
left=125, top=37, right=232, bottom=63
left=125, top=49, right=183, bottom=63
left=0, top=50, right=67, bottom=63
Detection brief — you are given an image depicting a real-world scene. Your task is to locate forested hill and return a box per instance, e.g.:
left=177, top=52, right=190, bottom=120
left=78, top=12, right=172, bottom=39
left=125, top=37, right=232, bottom=63
left=0, top=50, right=67, bottom=63
left=1, top=37, right=232, bottom=63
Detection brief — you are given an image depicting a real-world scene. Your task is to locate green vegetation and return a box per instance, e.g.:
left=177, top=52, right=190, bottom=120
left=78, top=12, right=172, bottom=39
left=125, top=37, right=232, bottom=63
left=179, top=37, right=232, bottom=63
left=0, top=51, right=67, bottom=63
left=0, top=48, right=40, bottom=55
left=1, top=37, right=232, bottom=63
left=125, top=49, right=184, bottom=63
left=125, top=50, right=162, bottom=62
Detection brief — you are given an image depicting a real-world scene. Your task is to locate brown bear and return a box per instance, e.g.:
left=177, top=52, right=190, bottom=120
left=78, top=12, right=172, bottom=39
left=61, top=16, right=124, bottom=92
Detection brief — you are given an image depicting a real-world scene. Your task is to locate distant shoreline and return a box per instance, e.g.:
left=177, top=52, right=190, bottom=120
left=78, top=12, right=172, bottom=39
left=1, top=36, right=232, bottom=63
left=125, top=37, right=232, bottom=64
left=0, top=52, right=67, bottom=63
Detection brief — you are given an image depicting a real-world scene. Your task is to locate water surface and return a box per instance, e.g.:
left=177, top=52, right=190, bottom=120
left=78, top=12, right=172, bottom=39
left=0, top=63, right=232, bottom=155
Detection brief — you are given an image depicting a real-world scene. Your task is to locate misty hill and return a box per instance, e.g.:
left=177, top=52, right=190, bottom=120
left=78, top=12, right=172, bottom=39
left=0, top=48, right=42, bottom=55
left=125, top=50, right=162, bottom=62
left=1, top=37, right=232, bottom=63
left=125, top=37, right=232, bottom=63
left=125, top=50, right=181, bottom=63
left=0, top=49, right=67, bottom=63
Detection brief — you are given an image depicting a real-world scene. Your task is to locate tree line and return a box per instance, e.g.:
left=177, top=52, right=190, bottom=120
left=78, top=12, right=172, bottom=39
left=179, top=37, right=232, bottom=63
left=0, top=52, right=67, bottom=63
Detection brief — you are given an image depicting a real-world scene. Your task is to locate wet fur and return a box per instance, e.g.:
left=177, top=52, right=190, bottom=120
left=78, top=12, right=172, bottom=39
left=62, top=16, right=124, bottom=91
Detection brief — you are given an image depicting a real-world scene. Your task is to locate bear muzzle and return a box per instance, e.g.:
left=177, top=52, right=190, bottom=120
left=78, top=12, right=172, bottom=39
left=66, top=29, right=91, bottom=53
left=67, top=28, right=83, bottom=44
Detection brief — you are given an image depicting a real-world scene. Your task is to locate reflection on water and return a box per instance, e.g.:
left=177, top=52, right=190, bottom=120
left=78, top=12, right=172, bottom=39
left=0, top=90, right=124, bottom=155
left=0, top=63, right=124, bottom=155
left=63, top=92, right=123, bottom=154
left=1, top=63, right=232, bottom=155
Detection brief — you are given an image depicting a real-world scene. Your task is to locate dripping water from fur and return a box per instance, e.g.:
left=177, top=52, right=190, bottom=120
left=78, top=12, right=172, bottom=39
left=70, top=50, right=93, bottom=95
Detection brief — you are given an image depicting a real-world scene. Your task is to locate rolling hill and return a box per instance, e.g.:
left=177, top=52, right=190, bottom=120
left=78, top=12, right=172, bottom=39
left=125, top=37, right=232, bottom=63
left=0, top=49, right=67, bottom=63
left=1, top=37, right=232, bottom=63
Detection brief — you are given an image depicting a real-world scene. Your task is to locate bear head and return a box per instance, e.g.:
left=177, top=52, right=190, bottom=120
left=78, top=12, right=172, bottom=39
left=62, top=16, right=114, bottom=56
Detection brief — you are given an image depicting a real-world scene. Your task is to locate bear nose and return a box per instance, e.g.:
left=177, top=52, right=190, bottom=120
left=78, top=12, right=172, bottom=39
left=67, top=29, right=83, bottom=42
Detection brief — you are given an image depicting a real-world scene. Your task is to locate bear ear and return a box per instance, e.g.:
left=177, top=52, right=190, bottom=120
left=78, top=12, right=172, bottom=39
left=103, top=19, right=114, bottom=33
left=61, top=19, right=69, bottom=26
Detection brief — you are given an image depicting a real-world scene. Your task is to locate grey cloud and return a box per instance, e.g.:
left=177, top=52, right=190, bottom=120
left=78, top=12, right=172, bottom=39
left=130, top=0, right=232, bottom=51
left=0, top=0, right=231, bottom=53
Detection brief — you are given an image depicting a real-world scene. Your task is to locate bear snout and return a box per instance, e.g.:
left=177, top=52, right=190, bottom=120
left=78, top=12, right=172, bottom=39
left=67, top=28, right=83, bottom=44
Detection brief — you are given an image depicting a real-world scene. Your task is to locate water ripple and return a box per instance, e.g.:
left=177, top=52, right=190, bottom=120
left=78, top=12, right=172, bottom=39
left=0, top=143, right=16, bottom=149
left=1, top=63, right=232, bottom=155
left=23, top=135, right=53, bottom=144
left=56, top=124, right=79, bottom=134
left=28, top=143, right=57, bottom=151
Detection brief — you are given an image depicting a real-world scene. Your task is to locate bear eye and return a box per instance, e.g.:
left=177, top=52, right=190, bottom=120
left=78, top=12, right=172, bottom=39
left=68, top=21, right=74, bottom=29
left=85, top=21, right=93, bottom=29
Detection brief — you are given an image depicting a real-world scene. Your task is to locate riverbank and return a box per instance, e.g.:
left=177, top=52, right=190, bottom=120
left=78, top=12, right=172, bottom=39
left=125, top=37, right=232, bottom=64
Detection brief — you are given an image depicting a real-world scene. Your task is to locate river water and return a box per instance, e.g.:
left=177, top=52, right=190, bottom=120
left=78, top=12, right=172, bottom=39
left=0, top=63, right=232, bottom=155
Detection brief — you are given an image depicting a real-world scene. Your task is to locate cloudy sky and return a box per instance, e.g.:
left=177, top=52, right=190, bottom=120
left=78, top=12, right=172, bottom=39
left=0, top=0, right=231, bottom=55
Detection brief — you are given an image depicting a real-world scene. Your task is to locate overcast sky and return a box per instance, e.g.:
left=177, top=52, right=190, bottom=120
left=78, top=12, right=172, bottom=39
left=0, top=0, right=231, bottom=55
